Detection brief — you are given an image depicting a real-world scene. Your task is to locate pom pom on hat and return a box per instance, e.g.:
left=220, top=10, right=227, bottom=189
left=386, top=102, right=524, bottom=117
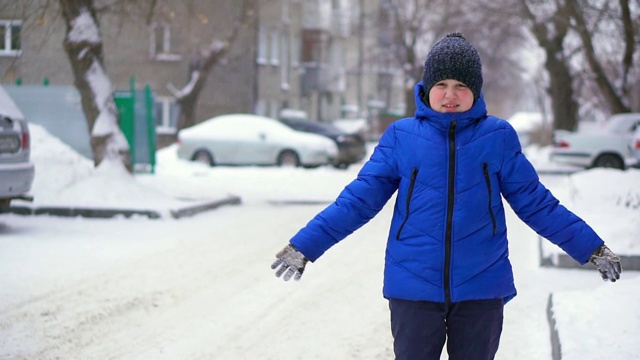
left=422, top=32, right=483, bottom=99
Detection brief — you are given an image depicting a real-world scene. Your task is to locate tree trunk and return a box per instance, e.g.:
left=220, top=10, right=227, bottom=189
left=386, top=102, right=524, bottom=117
left=173, top=0, right=256, bottom=131
left=405, top=86, right=416, bottom=117
left=175, top=70, right=205, bottom=130
left=521, top=0, right=579, bottom=131
left=544, top=49, right=579, bottom=131
left=59, top=0, right=132, bottom=171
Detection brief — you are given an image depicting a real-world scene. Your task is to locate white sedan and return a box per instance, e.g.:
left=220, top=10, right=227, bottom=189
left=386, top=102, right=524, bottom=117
left=176, top=114, right=338, bottom=167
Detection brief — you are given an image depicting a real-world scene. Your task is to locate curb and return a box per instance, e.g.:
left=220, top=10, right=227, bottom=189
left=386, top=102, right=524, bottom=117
left=266, top=199, right=332, bottom=206
left=546, top=293, right=562, bottom=360
left=538, top=236, right=640, bottom=271
left=7, top=195, right=242, bottom=220
left=536, top=169, right=580, bottom=175
left=170, top=196, right=241, bottom=219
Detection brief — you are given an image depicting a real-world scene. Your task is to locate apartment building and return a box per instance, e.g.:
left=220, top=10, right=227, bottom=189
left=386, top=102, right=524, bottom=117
left=0, top=0, right=404, bottom=146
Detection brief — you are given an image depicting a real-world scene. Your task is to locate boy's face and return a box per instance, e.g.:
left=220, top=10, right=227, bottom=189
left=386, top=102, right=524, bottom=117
left=428, top=79, right=474, bottom=113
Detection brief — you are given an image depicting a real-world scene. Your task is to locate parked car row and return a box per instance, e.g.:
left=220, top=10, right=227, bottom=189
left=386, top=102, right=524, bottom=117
left=176, top=114, right=339, bottom=168
left=176, top=110, right=640, bottom=171
left=550, top=113, right=640, bottom=170
left=0, top=85, right=34, bottom=212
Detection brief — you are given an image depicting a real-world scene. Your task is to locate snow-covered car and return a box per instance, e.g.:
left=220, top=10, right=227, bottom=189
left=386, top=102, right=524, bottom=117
left=0, top=85, right=35, bottom=213
left=176, top=114, right=338, bottom=167
left=550, top=113, right=640, bottom=170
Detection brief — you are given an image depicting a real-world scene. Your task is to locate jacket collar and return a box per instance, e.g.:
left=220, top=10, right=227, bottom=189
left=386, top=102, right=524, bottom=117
left=413, top=81, right=487, bottom=132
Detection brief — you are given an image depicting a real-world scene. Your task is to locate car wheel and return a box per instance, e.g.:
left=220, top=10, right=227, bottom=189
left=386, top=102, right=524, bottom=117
left=0, top=198, right=10, bottom=214
left=592, top=154, right=624, bottom=169
left=277, top=150, right=300, bottom=167
left=192, top=150, right=214, bottom=166
left=333, top=162, right=350, bottom=170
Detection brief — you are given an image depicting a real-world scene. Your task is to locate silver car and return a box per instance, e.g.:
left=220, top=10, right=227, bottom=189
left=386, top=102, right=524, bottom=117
left=550, top=113, right=640, bottom=170
left=0, top=85, right=35, bottom=212
left=177, top=114, right=338, bottom=167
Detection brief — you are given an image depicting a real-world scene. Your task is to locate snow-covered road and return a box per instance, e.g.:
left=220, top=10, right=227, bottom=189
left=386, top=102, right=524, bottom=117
left=1, top=171, right=615, bottom=360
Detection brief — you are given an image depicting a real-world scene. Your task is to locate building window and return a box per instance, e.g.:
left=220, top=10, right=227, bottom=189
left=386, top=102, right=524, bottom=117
left=0, top=20, right=22, bottom=57
left=150, top=23, right=181, bottom=61
left=270, top=99, right=279, bottom=119
left=281, top=36, right=290, bottom=91
left=257, top=28, right=282, bottom=67
left=270, top=31, right=280, bottom=65
left=255, top=98, right=267, bottom=116
left=154, top=96, right=180, bottom=134
left=291, top=34, right=300, bottom=67
left=301, top=29, right=322, bottom=63
left=257, top=27, right=268, bottom=65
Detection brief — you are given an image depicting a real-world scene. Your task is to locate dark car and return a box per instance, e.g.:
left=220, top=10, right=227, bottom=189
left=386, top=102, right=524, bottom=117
left=279, top=118, right=367, bottom=169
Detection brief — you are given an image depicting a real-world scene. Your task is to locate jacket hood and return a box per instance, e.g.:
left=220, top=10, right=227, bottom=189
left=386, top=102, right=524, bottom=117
left=414, top=81, right=487, bottom=132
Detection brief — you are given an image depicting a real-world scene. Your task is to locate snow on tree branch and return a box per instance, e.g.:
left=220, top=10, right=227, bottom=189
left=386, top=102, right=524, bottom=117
left=202, top=39, right=226, bottom=58
left=167, top=70, right=201, bottom=100
left=86, top=60, right=116, bottom=135
left=68, top=7, right=101, bottom=44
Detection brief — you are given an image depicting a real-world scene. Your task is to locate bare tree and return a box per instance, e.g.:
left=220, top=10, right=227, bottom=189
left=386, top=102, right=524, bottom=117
left=59, top=0, right=131, bottom=171
left=568, top=0, right=636, bottom=114
left=382, top=0, right=458, bottom=116
left=517, top=0, right=580, bottom=131
left=379, top=1, right=529, bottom=118
left=165, top=0, right=256, bottom=131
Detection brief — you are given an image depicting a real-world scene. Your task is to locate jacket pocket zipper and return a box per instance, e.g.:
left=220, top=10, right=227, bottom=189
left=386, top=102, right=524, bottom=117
left=483, top=163, right=497, bottom=235
left=396, top=168, right=418, bottom=240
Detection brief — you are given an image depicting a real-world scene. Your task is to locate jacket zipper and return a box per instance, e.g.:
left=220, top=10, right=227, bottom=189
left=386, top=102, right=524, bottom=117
left=395, top=168, right=418, bottom=240
left=444, top=120, right=456, bottom=303
left=483, top=163, right=497, bottom=235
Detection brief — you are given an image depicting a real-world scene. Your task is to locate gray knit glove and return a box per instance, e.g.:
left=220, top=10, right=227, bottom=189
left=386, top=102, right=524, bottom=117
left=589, top=244, right=622, bottom=282
left=271, top=244, right=309, bottom=281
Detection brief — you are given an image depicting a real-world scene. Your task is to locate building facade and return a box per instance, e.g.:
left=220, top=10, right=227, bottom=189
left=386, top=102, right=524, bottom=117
left=0, top=0, right=404, bottom=147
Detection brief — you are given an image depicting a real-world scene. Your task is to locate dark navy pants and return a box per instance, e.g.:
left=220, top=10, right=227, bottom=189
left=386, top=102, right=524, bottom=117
left=389, top=298, right=504, bottom=360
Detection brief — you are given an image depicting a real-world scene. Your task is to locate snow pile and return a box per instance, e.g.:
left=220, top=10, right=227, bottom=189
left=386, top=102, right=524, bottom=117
left=569, top=168, right=640, bottom=210
left=552, top=275, right=640, bottom=360
left=28, top=123, right=95, bottom=204
left=27, top=124, right=226, bottom=210
left=565, top=168, right=640, bottom=255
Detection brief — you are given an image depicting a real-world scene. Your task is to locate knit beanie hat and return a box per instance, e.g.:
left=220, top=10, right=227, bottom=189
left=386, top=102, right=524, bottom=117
left=422, top=32, right=483, bottom=99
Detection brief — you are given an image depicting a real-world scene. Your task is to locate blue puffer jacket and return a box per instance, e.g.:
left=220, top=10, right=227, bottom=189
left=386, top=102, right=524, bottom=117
left=290, top=82, right=604, bottom=303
